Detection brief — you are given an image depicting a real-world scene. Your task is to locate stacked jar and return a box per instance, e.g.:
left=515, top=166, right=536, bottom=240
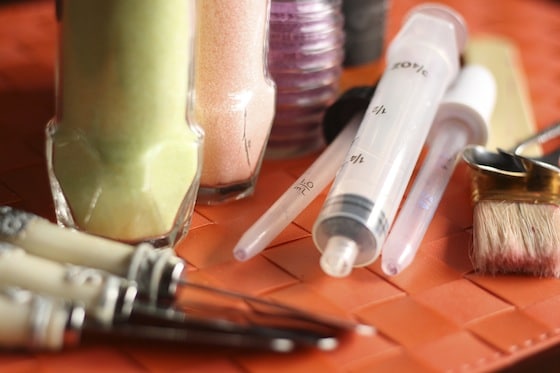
left=267, top=0, right=345, bottom=158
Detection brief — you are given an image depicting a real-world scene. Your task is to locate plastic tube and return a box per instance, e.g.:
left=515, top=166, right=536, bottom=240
left=381, top=65, right=496, bottom=275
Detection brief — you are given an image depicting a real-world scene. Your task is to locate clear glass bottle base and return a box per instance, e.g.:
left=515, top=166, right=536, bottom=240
left=196, top=178, right=257, bottom=205
left=45, top=120, right=200, bottom=248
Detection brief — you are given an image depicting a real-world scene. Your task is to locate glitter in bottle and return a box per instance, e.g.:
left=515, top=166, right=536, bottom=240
left=266, top=0, right=345, bottom=158
left=46, top=0, right=203, bottom=247
left=194, top=0, right=276, bottom=204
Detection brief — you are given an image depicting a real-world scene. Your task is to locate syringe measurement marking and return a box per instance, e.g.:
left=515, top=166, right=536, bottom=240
left=349, top=106, right=382, bottom=167
left=350, top=153, right=365, bottom=165
left=372, top=105, right=387, bottom=115
left=391, top=61, right=428, bottom=76
left=293, top=178, right=314, bottom=196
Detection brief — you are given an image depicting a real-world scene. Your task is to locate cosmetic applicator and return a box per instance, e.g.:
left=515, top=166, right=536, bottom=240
left=0, top=240, right=375, bottom=352
left=0, top=207, right=375, bottom=348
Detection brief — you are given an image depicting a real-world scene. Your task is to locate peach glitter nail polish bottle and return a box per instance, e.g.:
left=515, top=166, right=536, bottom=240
left=194, top=0, right=276, bottom=204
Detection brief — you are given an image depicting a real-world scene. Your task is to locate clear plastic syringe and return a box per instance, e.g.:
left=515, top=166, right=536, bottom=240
left=312, top=4, right=468, bottom=277
left=381, top=64, right=497, bottom=276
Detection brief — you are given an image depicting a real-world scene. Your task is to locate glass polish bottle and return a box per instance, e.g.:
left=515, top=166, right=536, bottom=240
left=46, top=0, right=203, bottom=247
left=194, top=0, right=276, bottom=204
left=266, top=0, right=345, bottom=158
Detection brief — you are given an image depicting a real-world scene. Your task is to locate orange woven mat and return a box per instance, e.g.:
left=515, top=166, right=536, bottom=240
left=1, top=0, right=559, bottom=372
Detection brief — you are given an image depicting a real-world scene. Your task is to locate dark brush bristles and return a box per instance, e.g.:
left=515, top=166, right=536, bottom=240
left=471, top=200, right=560, bottom=277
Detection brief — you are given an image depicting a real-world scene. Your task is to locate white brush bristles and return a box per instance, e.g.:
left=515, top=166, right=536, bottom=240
left=472, top=200, right=560, bottom=277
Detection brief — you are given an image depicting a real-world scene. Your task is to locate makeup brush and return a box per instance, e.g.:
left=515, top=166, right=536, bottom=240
left=460, top=37, right=560, bottom=277
left=463, top=123, right=560, bottom=277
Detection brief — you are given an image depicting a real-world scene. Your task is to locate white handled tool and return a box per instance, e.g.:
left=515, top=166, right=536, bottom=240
left=0, top=287, right=83, bottom=351
left=0, top=206, right=181, bottom=303
left=0, top=242, right=136, bottom=325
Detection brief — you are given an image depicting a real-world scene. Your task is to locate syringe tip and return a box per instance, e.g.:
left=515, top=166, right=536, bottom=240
left=319, top=236, right=359, bottom=278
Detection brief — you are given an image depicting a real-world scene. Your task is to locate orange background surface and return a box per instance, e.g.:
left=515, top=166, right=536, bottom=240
left=0, top=0, right=559, bottom=372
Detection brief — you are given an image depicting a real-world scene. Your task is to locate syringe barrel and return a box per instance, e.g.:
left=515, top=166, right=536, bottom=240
left=313, top=4, right=467, bottom=271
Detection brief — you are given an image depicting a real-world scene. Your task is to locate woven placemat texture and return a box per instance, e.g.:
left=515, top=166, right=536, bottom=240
left=0, top=0, right=559, bottom=372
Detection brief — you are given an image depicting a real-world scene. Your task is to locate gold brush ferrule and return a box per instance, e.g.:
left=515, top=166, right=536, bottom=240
left=463, top=145, right=560, bottom=204
left=517, top=156, right=560, bottom=202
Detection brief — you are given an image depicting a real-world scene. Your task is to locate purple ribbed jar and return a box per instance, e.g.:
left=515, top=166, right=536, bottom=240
left=266, top=0, right=344, bottom=158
